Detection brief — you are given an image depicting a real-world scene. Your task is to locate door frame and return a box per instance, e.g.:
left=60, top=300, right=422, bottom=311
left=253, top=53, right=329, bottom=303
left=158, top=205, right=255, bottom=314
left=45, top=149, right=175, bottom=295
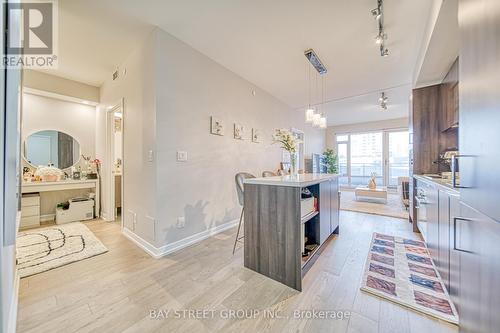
left=105, top=98, right=124, bottom=226
left=384, top=129, right=410, bottom=189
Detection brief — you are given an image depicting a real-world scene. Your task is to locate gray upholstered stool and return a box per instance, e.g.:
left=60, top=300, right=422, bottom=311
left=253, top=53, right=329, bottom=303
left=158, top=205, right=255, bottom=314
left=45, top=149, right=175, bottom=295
left=233, top=172, right=255, bottom=254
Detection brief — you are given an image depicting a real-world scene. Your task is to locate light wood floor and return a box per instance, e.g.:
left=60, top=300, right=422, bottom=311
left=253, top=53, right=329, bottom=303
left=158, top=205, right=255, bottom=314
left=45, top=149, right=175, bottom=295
left=17, top=212, right=458, bottom=333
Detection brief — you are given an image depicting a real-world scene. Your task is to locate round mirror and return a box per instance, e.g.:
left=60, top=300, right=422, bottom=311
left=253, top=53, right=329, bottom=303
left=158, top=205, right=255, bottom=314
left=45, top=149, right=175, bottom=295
left=24, top=130, right=80, bottom=169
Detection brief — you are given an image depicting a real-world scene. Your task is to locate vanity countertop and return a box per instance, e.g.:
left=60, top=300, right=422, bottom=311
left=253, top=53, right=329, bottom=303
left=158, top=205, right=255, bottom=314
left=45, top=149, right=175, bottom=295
left=23, top=179, right=98, bottom=187
left=244, top=173, right=337, bottom=187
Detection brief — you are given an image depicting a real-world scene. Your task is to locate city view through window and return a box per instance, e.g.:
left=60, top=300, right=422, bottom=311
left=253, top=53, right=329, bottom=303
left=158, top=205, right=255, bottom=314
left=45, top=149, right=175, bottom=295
left=336, top=131, right=409, bottom=188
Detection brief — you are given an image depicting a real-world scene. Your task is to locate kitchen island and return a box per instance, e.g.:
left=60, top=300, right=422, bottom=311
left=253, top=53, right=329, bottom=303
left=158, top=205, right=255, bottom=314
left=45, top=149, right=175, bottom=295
left=243, top=174, right=339, bottom=291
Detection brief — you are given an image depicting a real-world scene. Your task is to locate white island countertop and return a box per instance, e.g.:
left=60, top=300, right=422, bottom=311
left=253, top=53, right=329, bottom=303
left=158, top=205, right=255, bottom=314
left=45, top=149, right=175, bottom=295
left=244, top=173, right=337, bottom=187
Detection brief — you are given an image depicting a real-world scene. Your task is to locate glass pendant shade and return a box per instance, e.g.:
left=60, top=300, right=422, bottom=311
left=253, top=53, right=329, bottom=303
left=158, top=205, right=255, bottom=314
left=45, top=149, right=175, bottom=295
left=312, top=113, right=321, bottom=127
left=319, top=117, right=327, bottom=129
left=305, top=108, right=315, bottom=123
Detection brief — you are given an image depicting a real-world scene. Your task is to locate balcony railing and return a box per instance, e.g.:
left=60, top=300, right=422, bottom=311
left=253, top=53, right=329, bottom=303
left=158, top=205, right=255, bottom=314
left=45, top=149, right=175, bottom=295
left=338, top=162, right=408, bottom=187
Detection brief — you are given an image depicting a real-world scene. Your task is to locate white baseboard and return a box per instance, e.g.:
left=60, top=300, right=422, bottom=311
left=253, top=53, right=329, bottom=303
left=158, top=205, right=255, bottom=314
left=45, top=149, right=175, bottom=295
left=7, top=268, right=20, bottom=333
left=40, top=214, right=55, bottom=222
left=122, top=227, right=159, bottom=258
left=100, top=211, right=114, bottom=222
left=122, top=219, right=239, bottom=259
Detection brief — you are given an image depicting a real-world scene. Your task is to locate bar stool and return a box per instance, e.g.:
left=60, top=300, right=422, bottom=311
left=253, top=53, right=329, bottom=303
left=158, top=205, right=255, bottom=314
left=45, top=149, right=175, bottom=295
left=233, top=172, right=255, bottom=254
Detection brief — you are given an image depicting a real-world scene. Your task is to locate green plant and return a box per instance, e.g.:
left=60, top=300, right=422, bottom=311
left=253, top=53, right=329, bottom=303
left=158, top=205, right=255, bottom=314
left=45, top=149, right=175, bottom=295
left=323, top=149, right=338, bottom=174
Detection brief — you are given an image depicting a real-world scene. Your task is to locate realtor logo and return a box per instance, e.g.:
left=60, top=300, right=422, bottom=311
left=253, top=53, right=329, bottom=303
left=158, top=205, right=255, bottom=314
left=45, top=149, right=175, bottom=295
left=3, top=0, right=58, bottom=68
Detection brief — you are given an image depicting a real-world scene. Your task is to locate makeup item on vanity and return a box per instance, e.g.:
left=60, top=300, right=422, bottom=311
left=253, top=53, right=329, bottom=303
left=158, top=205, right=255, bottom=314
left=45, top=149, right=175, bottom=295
left=73, top=171, right=81, bottom=180
left=87, top=173, right=98, bottom=179
left=35, top=165, right=63, bottom=182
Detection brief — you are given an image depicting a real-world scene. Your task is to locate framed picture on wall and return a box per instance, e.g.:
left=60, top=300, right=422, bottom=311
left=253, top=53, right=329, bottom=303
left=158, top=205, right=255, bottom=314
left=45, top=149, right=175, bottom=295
left=234, top=123, right=245, bottom=140
left=251, top=128, right=261, bottom=143
left=210, top=116, right=224, bottom=136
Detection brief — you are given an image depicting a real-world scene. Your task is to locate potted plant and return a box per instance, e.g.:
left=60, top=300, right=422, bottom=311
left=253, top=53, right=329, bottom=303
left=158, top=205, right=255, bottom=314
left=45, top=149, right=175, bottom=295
left=323, top=149, right=338, bottom=174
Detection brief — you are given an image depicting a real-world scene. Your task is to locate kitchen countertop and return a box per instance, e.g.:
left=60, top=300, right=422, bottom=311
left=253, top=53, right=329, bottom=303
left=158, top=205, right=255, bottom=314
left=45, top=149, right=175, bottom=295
left=414, top=175, right=459, bottom=194
left=244, top=173, right=337, bottom=187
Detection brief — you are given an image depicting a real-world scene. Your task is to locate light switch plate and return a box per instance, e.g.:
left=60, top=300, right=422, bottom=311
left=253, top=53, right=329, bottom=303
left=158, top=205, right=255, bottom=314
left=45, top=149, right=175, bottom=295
left=177, top=151, right=188, bottom=162
left=148, top=150, right=154, bottom=162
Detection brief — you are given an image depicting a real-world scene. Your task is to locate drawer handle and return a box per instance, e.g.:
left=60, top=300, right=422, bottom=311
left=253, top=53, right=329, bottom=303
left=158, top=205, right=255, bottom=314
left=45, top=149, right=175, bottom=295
left=453, top=217, right=473, bottom=253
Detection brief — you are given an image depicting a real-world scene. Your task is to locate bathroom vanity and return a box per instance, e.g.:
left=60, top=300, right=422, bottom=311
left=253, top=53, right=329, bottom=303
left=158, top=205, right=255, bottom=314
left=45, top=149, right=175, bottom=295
left=243, top=174, right=339, bottom=291
left=21, top=179, right=100, bottom=227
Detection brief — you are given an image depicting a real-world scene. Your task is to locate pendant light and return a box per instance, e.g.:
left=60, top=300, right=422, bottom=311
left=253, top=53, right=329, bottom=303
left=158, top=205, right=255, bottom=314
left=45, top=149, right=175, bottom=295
left=319, top=75, right=327, bottom=129
left=313, top=113, right=321, bottom=127
left=305, top=64, right=315, bottom=122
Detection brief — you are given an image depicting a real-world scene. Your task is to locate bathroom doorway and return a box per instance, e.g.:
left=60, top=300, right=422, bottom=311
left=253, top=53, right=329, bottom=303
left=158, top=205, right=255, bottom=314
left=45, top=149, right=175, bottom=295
left=106, top=99, right=124, bottom=223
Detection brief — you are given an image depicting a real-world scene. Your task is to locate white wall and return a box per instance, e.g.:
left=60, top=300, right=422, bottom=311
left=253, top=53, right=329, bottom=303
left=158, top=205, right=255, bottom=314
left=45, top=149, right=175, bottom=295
left=99, top=27, right=325, bottom=250
left=99, top=31, right=157, bottom=236
left=153, top=29, right=325, bottom=247
left=326, top=118, right=409, bottom=150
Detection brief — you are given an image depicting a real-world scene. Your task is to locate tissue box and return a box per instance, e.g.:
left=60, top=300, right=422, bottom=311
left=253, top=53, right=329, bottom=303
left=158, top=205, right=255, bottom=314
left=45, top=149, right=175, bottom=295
left=300, top=197, right=315, bottom=218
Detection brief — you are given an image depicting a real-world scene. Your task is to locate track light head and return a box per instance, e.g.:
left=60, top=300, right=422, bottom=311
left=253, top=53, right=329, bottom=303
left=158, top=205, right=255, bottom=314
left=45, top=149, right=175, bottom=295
left=380, top=47, right=389, bottom=57
left=379, top=92, right=388, bottom=110
left=371, top=8, right=381, bottom=19
left=375, top=33, right=387, bottom=44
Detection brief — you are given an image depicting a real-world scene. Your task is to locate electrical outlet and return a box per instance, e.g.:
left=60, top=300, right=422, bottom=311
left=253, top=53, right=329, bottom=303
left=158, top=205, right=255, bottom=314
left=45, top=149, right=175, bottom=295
left=177, top=151, right=188, bottom=162
left=176, top=216, right=185, bottom=228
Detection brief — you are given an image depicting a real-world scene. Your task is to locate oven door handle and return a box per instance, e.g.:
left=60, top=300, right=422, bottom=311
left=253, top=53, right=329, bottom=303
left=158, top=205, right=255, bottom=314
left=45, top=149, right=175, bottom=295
left=415, top=197, right=426, bottom=209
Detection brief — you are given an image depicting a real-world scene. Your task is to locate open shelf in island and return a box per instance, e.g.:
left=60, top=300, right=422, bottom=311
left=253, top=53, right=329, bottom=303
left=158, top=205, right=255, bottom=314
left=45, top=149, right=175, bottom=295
left=243, top=174, right=340, bottom=291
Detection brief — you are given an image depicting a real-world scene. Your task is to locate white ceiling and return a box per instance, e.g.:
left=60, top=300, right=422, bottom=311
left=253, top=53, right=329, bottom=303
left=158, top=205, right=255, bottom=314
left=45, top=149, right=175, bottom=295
left=44, top=0, right=436, bottom=126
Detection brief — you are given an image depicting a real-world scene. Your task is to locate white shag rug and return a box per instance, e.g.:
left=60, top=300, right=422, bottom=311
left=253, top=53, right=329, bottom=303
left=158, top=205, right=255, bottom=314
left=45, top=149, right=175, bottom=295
left=17, top=222, right=108, bottom=278
left=340, top=189, right=409, bottom=219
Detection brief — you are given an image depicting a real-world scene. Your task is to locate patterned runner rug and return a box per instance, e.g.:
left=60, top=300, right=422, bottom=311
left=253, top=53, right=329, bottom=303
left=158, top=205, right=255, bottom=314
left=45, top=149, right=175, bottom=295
left=17, top=222, right=108, bottom=278
left=360, top=232, right=458, bottom=324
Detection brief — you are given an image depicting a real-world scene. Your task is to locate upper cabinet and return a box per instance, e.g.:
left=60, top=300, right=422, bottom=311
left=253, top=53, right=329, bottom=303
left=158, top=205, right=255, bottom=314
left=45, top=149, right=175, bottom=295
left=440, top=59, right=459, bottom=132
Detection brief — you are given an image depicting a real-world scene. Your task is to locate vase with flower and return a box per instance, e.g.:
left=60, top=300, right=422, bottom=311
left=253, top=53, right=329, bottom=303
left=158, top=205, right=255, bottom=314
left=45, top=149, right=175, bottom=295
left=272, top=129, right=302, bottom=177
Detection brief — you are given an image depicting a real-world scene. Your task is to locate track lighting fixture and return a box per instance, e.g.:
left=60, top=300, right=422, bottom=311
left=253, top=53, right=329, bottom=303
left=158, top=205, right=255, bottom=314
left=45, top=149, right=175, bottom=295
left=379, top=92, right=388, bottom=110
left=371, top=0, right=389, bottom=57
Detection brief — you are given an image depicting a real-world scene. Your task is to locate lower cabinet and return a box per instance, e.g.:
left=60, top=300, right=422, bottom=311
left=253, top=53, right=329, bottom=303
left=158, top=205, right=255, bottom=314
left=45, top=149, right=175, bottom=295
left=448, top=194, right=461, bottom=308
left=457, top=202, right=500, bottom=333
left=319, top=180, right=331, bottom=244
left=437, top=189, right=451, bottom=289
left=319, top=178, right=340, bottom=244
left=330, top=179, right=339, bottom=234
left=426, top=184, right=439, bottom=260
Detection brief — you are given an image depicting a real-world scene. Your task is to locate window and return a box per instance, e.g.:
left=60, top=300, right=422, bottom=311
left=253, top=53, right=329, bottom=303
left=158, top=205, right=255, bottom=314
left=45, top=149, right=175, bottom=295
left=335, top=130, right=409, bottom=188
left=350, top=132, right=383, bottom=186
